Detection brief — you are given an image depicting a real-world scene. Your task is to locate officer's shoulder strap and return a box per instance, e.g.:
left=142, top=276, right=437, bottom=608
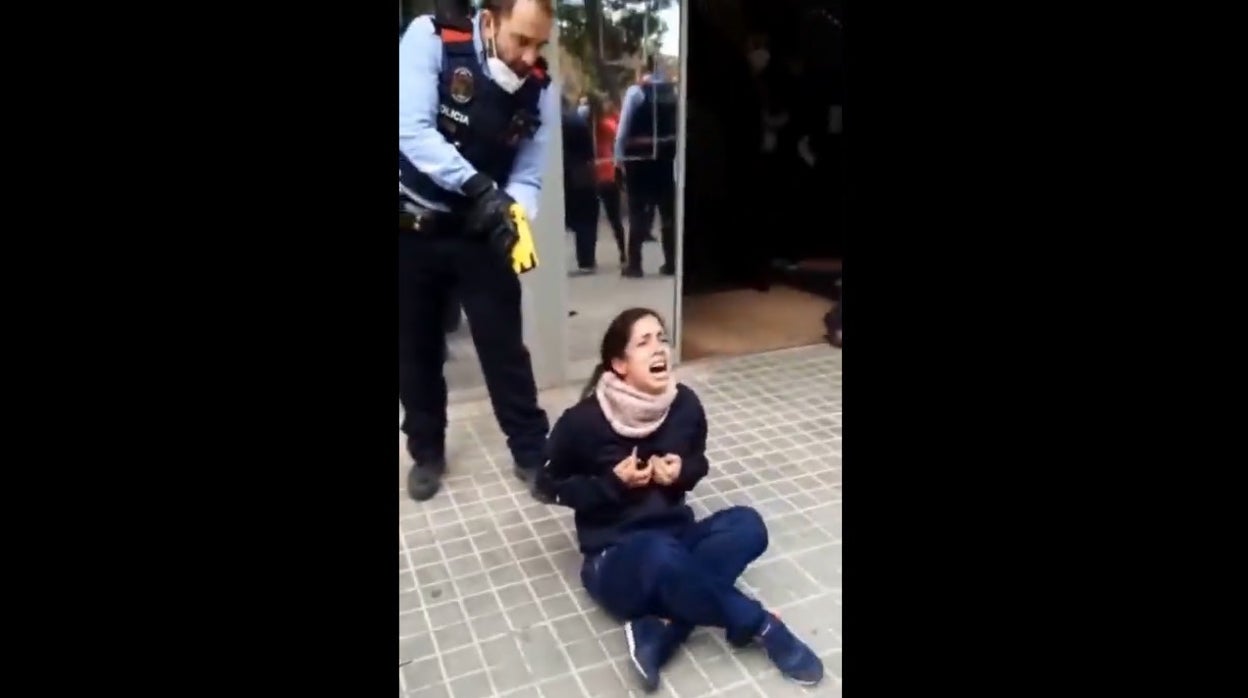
left=431, top=0, right=475, bottom=43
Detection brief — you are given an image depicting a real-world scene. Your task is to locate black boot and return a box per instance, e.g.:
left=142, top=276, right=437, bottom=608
left=514, top=465, right=554, bottom=504
left=407, top=453, right=446, bottom=502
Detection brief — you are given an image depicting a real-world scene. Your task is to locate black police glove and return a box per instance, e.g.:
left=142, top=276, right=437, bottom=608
left=463, top=173, right=520, bottom=260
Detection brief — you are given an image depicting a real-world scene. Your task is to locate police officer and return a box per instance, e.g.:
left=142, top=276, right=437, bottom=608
left=399, top=0, right=558, bottom=501
left=614, top=57, right=678, bottom=278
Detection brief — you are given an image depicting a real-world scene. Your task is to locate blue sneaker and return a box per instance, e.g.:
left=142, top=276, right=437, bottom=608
left=625, top=617, right=684, bottom=693
left=756, top=614, right=824, bottom=686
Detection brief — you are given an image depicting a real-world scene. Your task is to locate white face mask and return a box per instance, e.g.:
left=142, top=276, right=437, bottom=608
left=748, top=49, right=770, bottom=75
left=484, top=22, right=525, bottom=94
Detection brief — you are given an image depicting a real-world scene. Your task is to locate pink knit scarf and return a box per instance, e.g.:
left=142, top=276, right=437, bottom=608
left=595, top=371, right=679, bottom=439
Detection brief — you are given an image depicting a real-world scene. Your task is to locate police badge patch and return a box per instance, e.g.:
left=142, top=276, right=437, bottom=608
left=450, top=67, right=474, bottom=104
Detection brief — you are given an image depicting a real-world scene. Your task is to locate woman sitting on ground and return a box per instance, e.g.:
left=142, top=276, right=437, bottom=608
left=538, top=308, right=823, bottom=692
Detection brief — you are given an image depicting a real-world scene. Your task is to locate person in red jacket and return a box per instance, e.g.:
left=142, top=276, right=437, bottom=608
left=592, top=96, right=628, bottom=266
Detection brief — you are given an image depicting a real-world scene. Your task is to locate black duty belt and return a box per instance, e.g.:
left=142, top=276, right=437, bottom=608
left=398, top=207, right=464, bottom=236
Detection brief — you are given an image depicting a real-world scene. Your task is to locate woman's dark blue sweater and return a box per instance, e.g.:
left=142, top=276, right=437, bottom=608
left=541, top=384, right=710, bottom=554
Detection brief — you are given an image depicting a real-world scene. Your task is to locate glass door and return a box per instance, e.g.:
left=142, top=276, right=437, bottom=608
left=554, top=0, right=686, bottom=381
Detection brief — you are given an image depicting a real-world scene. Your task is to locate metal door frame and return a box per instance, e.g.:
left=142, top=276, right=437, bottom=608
left=671, top=0, right=689, bottom=366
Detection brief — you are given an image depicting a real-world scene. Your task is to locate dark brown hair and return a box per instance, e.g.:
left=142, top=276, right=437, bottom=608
left=481, top=0, right=554, bottom=17
left=580, top=307, right=667, bottom=400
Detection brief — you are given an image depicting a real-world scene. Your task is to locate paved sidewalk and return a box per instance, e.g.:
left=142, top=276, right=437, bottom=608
left=400, top=345, right=842, bottom=697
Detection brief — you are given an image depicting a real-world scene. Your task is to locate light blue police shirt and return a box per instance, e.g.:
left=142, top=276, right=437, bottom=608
left=613, top=68, right=672, bottom=164
left=398, top=13, right=558, bottom=218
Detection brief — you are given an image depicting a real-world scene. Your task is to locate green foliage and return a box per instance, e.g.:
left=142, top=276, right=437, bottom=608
left=557, top=0, right=674, bottom=101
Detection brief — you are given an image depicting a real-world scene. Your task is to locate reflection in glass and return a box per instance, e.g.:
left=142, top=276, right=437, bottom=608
left=559, top=0, right=682, bottom=380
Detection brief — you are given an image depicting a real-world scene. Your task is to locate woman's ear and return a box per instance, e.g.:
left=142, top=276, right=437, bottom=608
left=610, top=356, right=629, bottom=378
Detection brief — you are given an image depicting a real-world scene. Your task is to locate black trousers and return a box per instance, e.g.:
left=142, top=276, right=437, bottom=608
left=566, top=185, right=600, bottom=269
left=623, top=159, right=676, bottom=270
left=398, top=229, right=549, bottom=469
left=597, top=180, right=626, bottom=258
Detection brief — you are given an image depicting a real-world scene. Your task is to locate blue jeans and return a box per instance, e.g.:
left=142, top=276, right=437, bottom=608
left=580, top=506, right=770, bottom=641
